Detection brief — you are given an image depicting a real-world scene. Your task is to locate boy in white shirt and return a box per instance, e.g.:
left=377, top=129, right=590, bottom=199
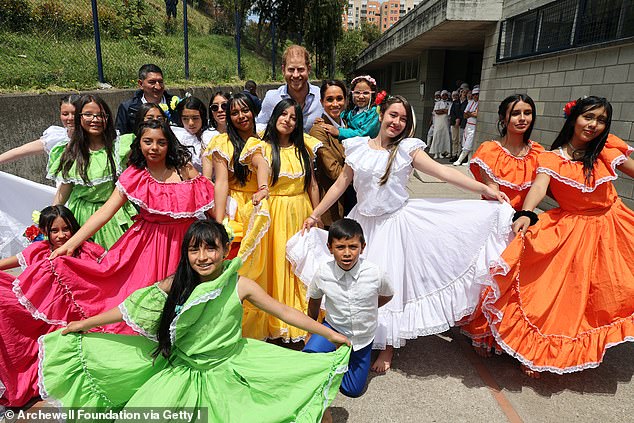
left=303, top=218, right=393, bottom=401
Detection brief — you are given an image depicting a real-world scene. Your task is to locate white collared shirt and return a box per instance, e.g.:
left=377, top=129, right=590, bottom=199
left=308, top=258, right=393, bottom=350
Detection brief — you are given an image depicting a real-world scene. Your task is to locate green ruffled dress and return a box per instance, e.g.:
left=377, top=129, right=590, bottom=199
left=47, top=136, right=137, bottom=248
left=39, top=258, right=350, bottom=422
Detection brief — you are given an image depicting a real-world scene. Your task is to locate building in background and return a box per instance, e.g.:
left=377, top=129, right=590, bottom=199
left=354, top=0, right=634, bottom=206
left=344, top=0, right=422, bottom=32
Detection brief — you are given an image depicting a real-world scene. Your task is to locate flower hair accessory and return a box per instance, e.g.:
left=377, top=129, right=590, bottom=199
left=351, top=75, right=377, bottom=87
left=23, top=225, right=43, bottom=243
left=563, top=100, right=577, bottom=118
left=375, top=90, right=388, bottom=106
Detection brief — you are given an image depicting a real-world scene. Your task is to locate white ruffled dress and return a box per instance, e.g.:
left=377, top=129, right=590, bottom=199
left=287, top=137, right=514, bottom=349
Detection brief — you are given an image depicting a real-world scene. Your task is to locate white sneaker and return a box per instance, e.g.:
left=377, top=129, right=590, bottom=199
left=453, top=160, right=461, bottom=166
left=461, top=162, right=469, bottom=166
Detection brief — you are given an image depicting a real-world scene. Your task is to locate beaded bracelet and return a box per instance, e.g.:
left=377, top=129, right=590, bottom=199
left=512, top=210, right=539, bottom=226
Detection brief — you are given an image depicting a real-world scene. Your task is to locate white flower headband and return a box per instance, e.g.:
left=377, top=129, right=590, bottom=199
left=351, top=75, right=377, bottom=87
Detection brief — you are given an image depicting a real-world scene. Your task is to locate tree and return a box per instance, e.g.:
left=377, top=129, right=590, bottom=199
left=336, top=28, right=366, bottom=80
left=304, top=0, right=346, bottom=78
left=360, top=19, right=381, bottom=45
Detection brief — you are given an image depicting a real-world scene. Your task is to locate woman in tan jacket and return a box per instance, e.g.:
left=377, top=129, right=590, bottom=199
left=310, top=80, right=357, bottom=227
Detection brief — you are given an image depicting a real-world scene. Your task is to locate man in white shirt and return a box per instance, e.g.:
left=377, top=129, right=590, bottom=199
left=304, top=218, right=393, bottom=406
left=256, top=45, right=323, bottom=132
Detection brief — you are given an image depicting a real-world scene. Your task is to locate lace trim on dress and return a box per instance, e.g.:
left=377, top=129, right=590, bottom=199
left=481, top=236, right=634, bottom=374
left=344, top=138, right=426, bottom=175
left=115, top=179, right=214, bottom=219
left=12, top=277, right=68, bottom=326
left=168, top=287, right=224, bottom=345
left=17, top=251, right=28, bottom=270
left=295, top=362, right=349, bottom=422
left=0, top=379, right=5, bottom=399
left=46, top=137, right=124, bottom=186
left=238, top=204, right=270, bottom=262
left=206, top=148, right=234, bottom=170
left=118, top=302, right=158, bottom=342
left=239, top=144, right=272, bottom=171
left=536, top=154, right=627, bottom=193
left=471, top=157, right=533, bottom=190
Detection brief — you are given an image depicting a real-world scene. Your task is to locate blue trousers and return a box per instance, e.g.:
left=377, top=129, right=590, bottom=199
left=303, top=322, right=372, bottom=398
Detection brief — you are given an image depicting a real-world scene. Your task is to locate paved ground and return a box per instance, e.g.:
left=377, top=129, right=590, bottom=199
left=6, top=161, right=634, bottom=422
left=329, top=162, right=634, bottom=423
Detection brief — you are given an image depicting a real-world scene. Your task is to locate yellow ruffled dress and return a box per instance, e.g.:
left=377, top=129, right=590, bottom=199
left=239, top=135, right=322, bottom=341
left=202, top=133, right=270, bottom=276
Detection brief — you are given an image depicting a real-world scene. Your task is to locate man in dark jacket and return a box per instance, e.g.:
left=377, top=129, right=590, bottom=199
left=243, top=80, right=262, bottom=115
left=448, top=90, right=462, bottom=161
left=115, top=64, right=179, bottom=134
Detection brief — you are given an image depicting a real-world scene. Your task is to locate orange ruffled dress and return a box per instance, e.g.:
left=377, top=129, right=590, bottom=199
left=470, top=140, right=545, bottom=211
left=474, top=136, right=634, bottom=373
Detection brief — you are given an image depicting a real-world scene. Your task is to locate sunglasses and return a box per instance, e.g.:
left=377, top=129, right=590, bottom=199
left=210, top=102, right=229, bottom=113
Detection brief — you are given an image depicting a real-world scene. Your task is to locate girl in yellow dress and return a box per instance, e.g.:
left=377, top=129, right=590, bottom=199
left=202, top=93, right=268, bottom=260
left=239, top=98, right=322, bottom=342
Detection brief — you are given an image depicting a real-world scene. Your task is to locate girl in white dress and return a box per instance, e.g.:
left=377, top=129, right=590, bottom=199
left=288, top=95, right=514, bottom=372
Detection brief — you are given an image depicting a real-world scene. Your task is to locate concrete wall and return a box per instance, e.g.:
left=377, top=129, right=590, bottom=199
left=476, top=7, right=634, bottom=208
left=0, top=83, right=281, bottom=185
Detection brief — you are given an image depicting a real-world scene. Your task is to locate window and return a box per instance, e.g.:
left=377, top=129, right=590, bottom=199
left=498, top=0, right=633, bottom=61
left=395, top=58, right=418, bottom=81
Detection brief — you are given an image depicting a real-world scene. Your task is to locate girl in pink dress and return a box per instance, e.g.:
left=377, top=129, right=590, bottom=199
left=0, top=205, right=105, bottom=407
left=12, top=120, right=215, bottom=338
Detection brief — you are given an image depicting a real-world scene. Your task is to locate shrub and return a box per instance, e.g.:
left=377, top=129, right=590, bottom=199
left=0, top=0, right=33, bottom=31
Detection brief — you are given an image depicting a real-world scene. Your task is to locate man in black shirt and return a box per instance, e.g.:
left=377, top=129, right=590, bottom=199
left=115, top=64, right=179, bottom=135
left=448, top=90, right=462, bottom=161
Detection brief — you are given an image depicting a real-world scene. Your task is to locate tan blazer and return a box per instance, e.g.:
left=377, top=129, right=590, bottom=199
left=309, top=115, right=347, bottom=226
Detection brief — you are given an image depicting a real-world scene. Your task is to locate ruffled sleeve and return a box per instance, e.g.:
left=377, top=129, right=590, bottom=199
left=303, top=134, right=323, bottom=158
left=605, top=134, right=634, bottom=157
left=115, top=166, right=214, bottom=218
left=470, top=140, right=545, bottom=190
left=203, top=133, right=235, bottom=169
left=201, top=128, right=220, bottom=153
left=239, top=137, right=269, bottom=171
left=76, top=241, right=106, bottom=262
left=17, top=241, right=51, bottom=269
left=47, top=138, right=127, bottom=186
left=40, top=126, right=70, bottom=154
left=536, top=144, right=628, bottom=193
left=119, top=283, right=168, bottom=340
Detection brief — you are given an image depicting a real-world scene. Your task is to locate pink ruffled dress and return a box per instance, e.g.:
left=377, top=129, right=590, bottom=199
left=9, top=166, right=214, bottom=393
left=0, top=240, right=105, bottom=407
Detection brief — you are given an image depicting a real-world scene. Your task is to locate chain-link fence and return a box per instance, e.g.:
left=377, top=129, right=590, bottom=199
left=0, top=0, right=272, bottom=91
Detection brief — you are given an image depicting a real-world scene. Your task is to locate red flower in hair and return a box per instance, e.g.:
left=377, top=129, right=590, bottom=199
left=563, top=100, right=576, bottom=118
left=23, top=225, right=43, bottom=242
left=375, top=90, right=387, bottom=106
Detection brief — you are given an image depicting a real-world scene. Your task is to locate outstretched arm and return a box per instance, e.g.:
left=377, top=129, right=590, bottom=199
left=513, top=173, right=550, bottom=234
left=617, top=157, right=634, bottom=179
left=238, top=277, right=350, bottom=346
left=53, top=183, right=73, bottom=206
left=50, top=188, right=128, bottom=258
left=0, top=255, right=19, bottom=271
left=411, top=149, right=508, bottom=203
left=0, top=140, right=46, bottom=165
left=62, top=306, right=123, bottom=334
left=302, top=164, right=353, bottom=232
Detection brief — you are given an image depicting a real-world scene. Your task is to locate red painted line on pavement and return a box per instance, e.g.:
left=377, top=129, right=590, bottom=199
left=451, top=328, right=524, bottom=423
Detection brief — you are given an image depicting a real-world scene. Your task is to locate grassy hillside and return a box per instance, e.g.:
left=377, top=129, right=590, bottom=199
left=0, top=0, right=278, bottom=92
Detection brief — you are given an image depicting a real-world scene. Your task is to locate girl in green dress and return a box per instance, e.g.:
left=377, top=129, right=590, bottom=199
left=47, top=94, right=136, bottom=248
left=40, top=219, right=351, bottom=422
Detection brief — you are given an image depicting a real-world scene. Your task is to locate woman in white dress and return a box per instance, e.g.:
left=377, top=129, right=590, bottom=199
left=429, top=90, right=452, bottom=159
left=288, top=95, right=514, bottom=372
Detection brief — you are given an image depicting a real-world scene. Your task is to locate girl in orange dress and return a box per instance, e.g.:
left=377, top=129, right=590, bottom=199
left=476, top=96, right=634, bottom=377
left=469, top=94, right=545, bottom=210
left=461, top=94, right=544, bottom=355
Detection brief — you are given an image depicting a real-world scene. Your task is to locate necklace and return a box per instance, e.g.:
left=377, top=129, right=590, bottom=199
left=148, top=166, right=170, bottom=182
left=500, top=139, right=529, bottom=157
left=566, top=142, right=586, bottom=159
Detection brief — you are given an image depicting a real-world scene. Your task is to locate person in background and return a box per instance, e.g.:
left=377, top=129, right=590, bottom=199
left=116, top=64, right=179, bottom=134
left=454, top=87, right=479, bottom=166
left=449, top=91, right=462, bottom=161
left=244, top=80, right=262, bottom=115
left=257, top=45, right=323, bottom=132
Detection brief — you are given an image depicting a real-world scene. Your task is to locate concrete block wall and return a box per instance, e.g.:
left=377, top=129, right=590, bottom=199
left=0, top=83, right=281, bottom=185
left=477, top=20, right=634, bottom=208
